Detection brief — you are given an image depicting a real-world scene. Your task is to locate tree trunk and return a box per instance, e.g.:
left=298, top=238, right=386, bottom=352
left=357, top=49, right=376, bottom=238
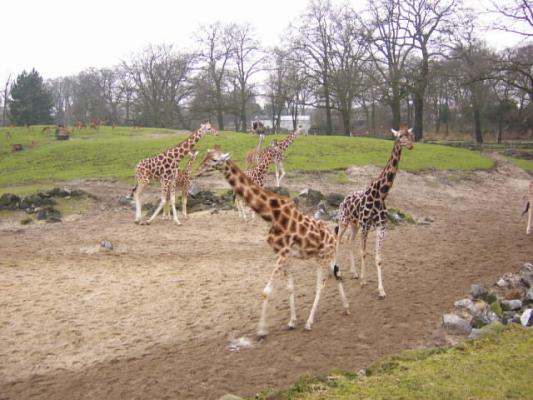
left=497, top=112, right=503, bottom=144
left=391, top=96, right=401, bottom=130
left=341, top=107, right=351, bottom=136
left=413, top=93, right=424, bottom=142
left=473, top=107, right=483, bottom=144
left=323, top=82, right=333, bottom=134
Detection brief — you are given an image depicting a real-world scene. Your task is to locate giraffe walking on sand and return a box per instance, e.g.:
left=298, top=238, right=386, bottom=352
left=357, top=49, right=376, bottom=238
left=196, top=147, right=350, bottom=339
left=335, top=125, right=414, bottom=298
left=131, top=121, right=217, bottom=225
left=162, top=151, right=199, bottom=220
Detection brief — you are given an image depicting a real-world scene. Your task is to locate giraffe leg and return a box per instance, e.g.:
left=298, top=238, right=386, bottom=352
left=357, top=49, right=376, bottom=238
left=169, top=189, right=181, bottom=225
left=182, top=190, right=188, bottom=219
left=359, top=229, right=369, bottom=287
left=375, top=226, right=386, bottom=298
left=349, top=224, right=360, bottom=279
left=257, top=253, right=288, bottom=339
left=145, top=184, right=169, bottom=225
left=334, top=223, right=348, bottom=271
left=286, top=269, right=297, bottom=329
left=133, top=182, right=148, bottom=224
left=277, top=161, right=286, bottom=187
left=527, top=205, right=532, bottom=235
left=305, top=267, right=326, bottom=331
left=337, top=279, right=350, bottom=315
left=162, top=190, right=171, bottom=220
left=274, top=163, right=281, bottom=187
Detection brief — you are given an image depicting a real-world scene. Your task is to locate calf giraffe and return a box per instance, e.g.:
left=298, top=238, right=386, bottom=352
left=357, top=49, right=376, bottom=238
left=236, top=141, right=283, bottom=220
left=522, top=182, right=533, bottom=235
left=335, top=125, right=414, bottom=298
left=196, top=147, right=349, bottom=339
left=162, top=151, right=199, bottom=220
left=132, top=121, right=217, bottom=225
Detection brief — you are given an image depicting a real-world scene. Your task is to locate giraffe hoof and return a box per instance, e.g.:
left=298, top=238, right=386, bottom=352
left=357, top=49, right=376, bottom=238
left=304, top=324, right=312, bottom=331
left=139, top=220, right=151, bottom=226
left=256, top=334, right=267, bottom=342
left=351, top=274, right=359, bottom=280
left=378, top=293, right=387, bottom=299
left=287, top=323, right=297, bottom=330
left=360, top=281, right=367, bottom=287
left=343, top=309, right=350, bottom=316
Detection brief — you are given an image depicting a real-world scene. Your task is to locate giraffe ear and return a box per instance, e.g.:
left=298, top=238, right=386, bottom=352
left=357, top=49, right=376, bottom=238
left=408, top=128, right=413, bottom=134
left=391, top=129, right=400, bottom=138
left=220, top=152, right=231, bottom=161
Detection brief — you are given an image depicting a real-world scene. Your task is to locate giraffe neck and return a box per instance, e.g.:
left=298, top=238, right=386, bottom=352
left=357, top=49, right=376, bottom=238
left=374, top=140, right=402, bottom=200
left=222, top=160, right=285, bottom=223
left=278, top=130, right=299, bottom=153
left=168, top=129, right=203, bottom=160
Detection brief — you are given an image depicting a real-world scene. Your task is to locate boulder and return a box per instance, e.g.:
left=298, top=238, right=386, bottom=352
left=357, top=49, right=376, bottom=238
left=118, top=195, right=133, bottom=207
left=502, top=311, right=521, bottom=325
left=470, top=284, right=487, bottom=299
left=0, top=193, right=21, bottom=210
left=501, top=299, right=522, bottom=311
left=266, top=186, right=290, bottom=198
left=468, top=321, right=505, bottom=340
left=20, top=194, right=57, bottom=211
left=46, top=187, right=72, bottom=197
left=520, top=269, right=533, bottom=288
left=100, top=240, right=113, bottom=251
left=298, top=188, right=324, bottom=207
left=454, top=298, right=477, bottom=315
left=443, top=313, right=472, bottom=335
left=520, top=309, right=533, bottom=327
left=325, top=192, right=345, bottom=208
left=525, top=287, right=533, bottom=304
left=471, top=310, right=500, bottom=328
left=36, top=207, right=62, bottom=222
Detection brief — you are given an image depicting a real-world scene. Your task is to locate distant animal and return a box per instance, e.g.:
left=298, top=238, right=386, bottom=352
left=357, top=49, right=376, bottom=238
left=5, top=131, right=12, bottom=140
left=41, top=127, right=51, bottom=134
left=10, top=144, right=23, bottom=152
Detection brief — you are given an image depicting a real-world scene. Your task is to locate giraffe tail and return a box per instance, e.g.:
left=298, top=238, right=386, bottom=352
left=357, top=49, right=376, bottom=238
left=130, top=184, right=137, bottom=199
left=523, top=201, right=530, bottom=216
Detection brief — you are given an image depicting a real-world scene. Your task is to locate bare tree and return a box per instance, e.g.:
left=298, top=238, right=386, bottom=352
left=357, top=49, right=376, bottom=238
left=195, top=22, right=234, bottom=130
left=364, top=0, right=415, bottom=130
left=229, top=23, right=266, bottom=132
left=265, top=48, right=290, bottom=133
left=2, top=74, right=11, bottom=126
left=489, top=0, right=533, bottom=37
left=401, top=0, right=458, bottom=141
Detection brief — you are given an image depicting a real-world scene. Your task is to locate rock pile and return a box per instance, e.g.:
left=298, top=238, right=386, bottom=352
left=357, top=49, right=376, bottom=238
left=443, top=263, right=533, bottom=341
left=0, top=187, right=90, bottom=223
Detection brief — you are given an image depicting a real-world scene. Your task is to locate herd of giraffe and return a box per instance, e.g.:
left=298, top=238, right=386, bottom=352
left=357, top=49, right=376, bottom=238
left=130, top=121, right=415, bottom=339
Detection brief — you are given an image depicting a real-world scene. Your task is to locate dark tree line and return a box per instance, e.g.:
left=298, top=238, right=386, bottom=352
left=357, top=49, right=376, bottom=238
left=2, top=0, right=532, bottom=143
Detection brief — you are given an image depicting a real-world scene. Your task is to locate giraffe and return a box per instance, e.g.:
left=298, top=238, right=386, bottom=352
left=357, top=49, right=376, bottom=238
left=271, top=127, right=302, bottom=187
left=235, top=141, right=283, bottom=220
left=196, top=146, right=349, bottom=339
left=335, top=125, right=414, bottom=299
left=131, top=121, right=217, bottom=225
left=522, top=182, right=533, bottom=234
left=162, top=151, right=199, bottom=220
left=245, top=120, right=267, bottom=168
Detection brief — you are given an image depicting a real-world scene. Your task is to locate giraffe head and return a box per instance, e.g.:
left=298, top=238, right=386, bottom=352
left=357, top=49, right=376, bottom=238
left=251, top=120, right=266, bottom=135
left=199, top=120, right=218, bottom=136
left=391, top=126, right=414, bottom=150
left=195, top=145, right=231, bottom=176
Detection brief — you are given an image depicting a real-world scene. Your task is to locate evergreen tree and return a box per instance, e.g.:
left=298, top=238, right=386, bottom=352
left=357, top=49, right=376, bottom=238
left=9, top=69, right=53, bottom=125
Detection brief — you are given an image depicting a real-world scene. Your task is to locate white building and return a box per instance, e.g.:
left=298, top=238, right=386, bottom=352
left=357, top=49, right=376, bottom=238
left=254, top=115, right=311, bottom=133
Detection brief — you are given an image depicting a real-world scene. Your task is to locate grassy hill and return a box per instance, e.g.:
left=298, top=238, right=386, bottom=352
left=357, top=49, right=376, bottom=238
left=0, top=125, right=494, bottom=193
left=254, top=325, right=532, bottom=400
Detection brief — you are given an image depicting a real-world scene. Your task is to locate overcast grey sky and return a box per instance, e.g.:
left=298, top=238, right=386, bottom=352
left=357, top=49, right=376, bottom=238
left=1, top=0, right=529, bottom=86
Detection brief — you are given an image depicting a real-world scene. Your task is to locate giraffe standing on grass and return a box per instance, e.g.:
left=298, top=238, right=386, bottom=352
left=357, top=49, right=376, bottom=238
left=162, top=151, right=199, bottom=220
left=196, top=146, right=349, bottom=339
left=131, top=121, right=217, bottom=225
left=336, top=125, right=414, bottom=298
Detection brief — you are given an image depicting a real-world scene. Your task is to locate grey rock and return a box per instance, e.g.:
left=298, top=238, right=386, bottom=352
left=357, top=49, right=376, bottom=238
left=416, top=216, right=434, bottom=225
left=100, top=240, right=113, bottom=251
left=520, top=270, right=533, bottom=288
left=501, top=299, right=522, bottom=311
left=443, top=313, right=472, bottom=335
left=471, top=310, right=500, bottom=328
left=47, top=187, right=72, bottom=197
left=0, top=193, right=21, bottom=210
left=470, top=284, right=487, bottom=299
left=36, top=207, right=61, bottom=222
left=502, top=311, right=521, bottom=325
left=118, top=195, right=133, bottom=207
left=523, top=262, right=533, bottom=272
left=298, top=188, right=324, bottom=206
left=454, top=298, right=477, bottom=315
left=525, top=287, right=533, bottom=304
left=520, top=309, right=533, bottom=327
left=468, top=321, right=505, bottom=339
left=326, top=192, right=345, bottom=208
left=314, top=200, right=334, bottom=221
left=266, top=186, right=290, bottom=198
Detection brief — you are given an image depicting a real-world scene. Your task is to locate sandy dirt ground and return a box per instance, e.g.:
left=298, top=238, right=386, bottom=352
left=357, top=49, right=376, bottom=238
left=0, top=154, right=532, bottom=400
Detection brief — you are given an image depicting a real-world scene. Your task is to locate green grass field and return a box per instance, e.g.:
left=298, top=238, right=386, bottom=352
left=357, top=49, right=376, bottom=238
left=0, top=125, right=495, bottom=193
left=255, top=325, right=533, bottom=400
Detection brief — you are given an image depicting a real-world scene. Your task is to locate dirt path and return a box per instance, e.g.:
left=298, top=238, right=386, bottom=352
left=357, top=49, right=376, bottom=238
left=0, top=155, right=532, bottom=400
